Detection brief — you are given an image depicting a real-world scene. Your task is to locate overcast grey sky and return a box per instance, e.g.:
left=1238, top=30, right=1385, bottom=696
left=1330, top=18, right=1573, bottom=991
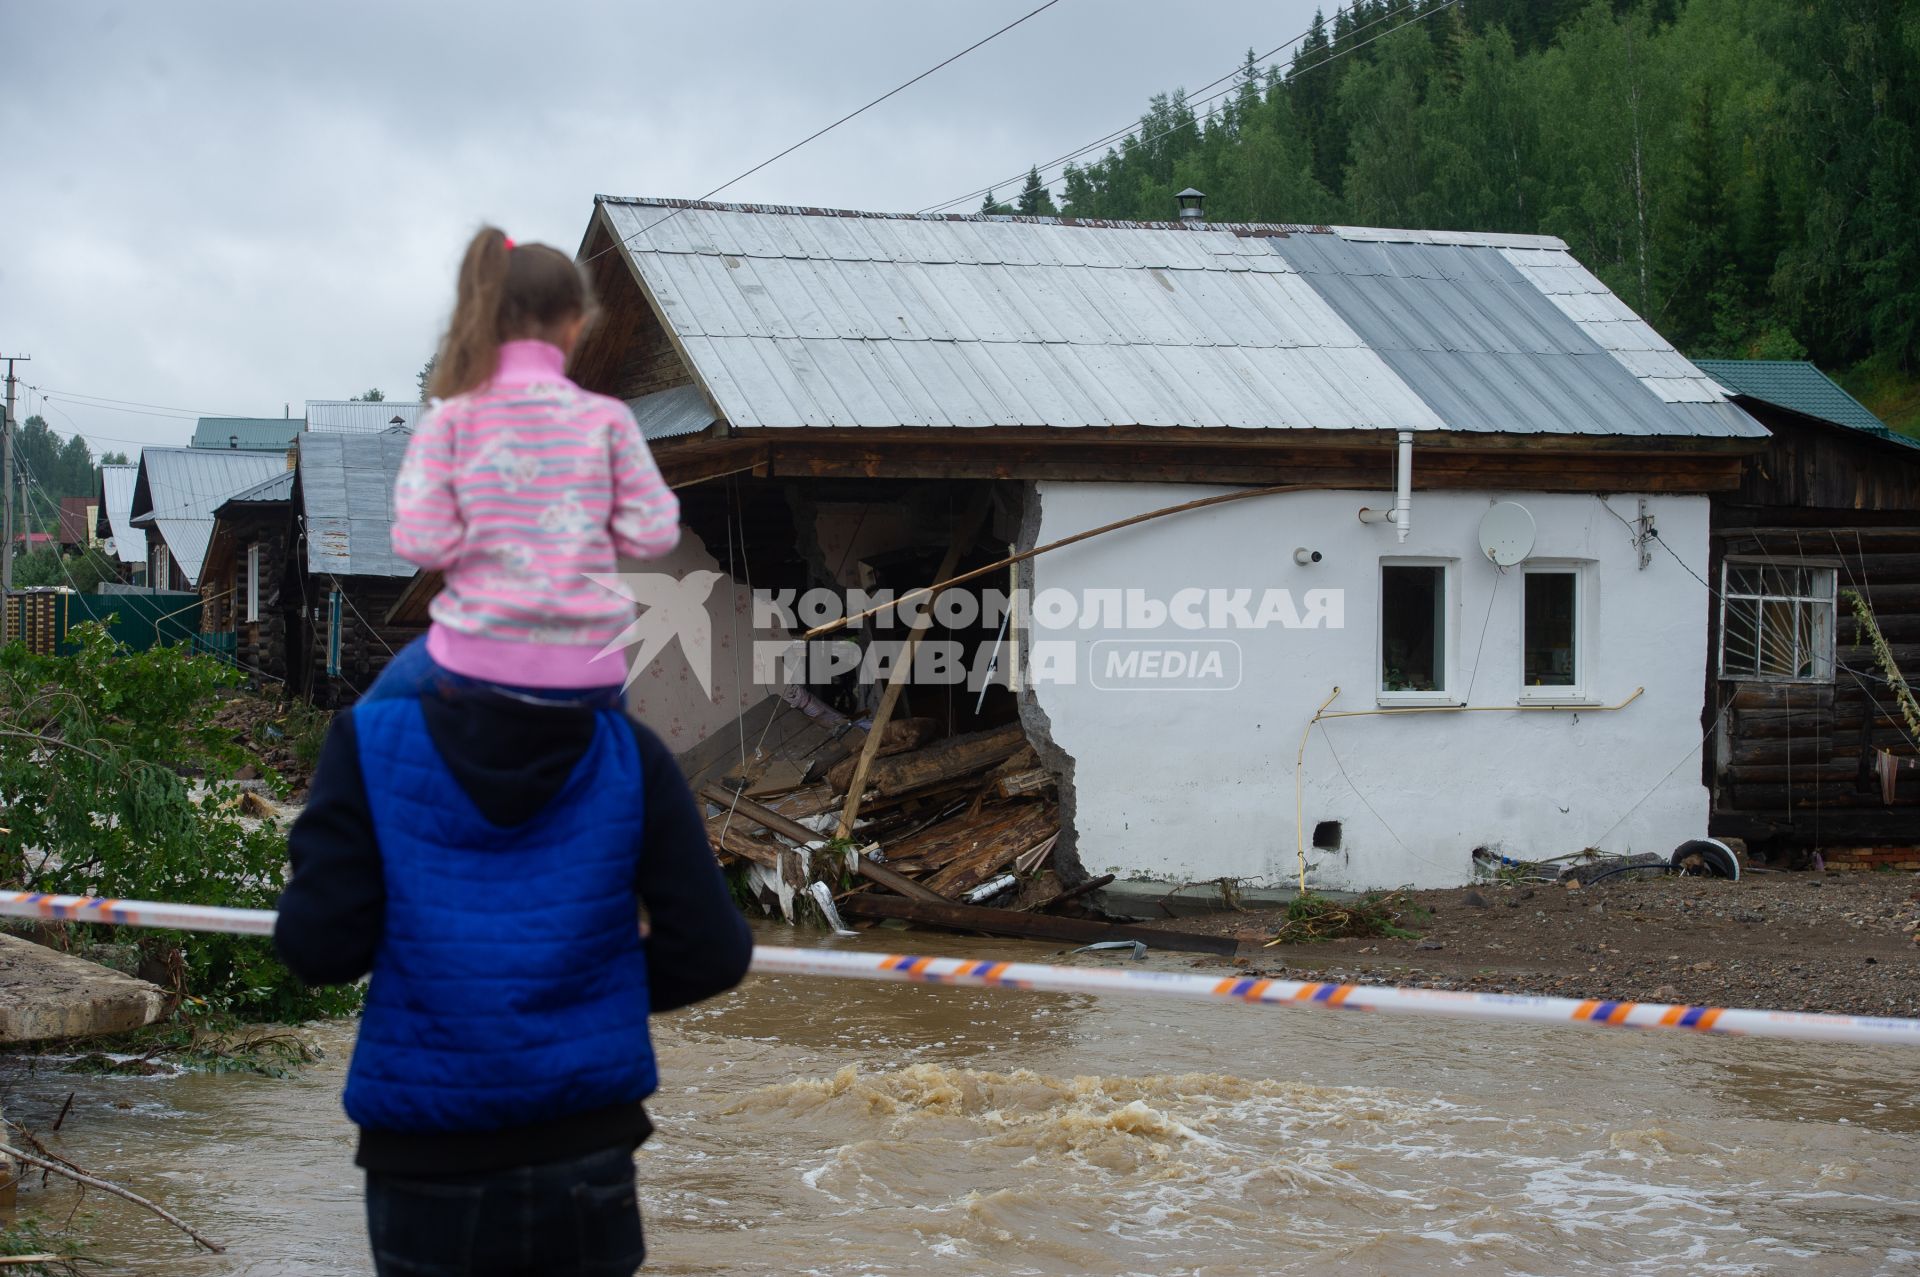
left=2, top=0, right=1322, bottom=455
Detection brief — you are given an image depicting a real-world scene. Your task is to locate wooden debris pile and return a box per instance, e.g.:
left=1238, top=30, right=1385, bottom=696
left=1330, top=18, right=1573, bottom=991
left=687, top=700, right=1237, bottom=956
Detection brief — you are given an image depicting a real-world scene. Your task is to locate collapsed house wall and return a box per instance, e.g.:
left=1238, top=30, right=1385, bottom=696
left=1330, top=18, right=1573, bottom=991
left=621, top=528, right=791, bottom=754
left=1020, top=482, right=1713, bottom=890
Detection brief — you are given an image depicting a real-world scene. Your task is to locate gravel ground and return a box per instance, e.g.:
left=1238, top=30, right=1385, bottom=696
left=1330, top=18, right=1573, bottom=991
left=1157, top=872, right=1920, bottom=1018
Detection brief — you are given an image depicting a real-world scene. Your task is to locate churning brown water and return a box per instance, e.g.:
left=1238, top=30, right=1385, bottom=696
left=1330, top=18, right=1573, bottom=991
left=5, top=925, right=1918, bottom=1275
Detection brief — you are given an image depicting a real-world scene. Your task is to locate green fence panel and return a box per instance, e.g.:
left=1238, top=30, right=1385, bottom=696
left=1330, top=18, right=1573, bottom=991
left=64, top=591, right=204, bottom=654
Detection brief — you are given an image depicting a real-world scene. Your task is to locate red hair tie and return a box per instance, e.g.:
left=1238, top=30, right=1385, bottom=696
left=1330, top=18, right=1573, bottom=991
left=502, top=235, right=516, bottom=250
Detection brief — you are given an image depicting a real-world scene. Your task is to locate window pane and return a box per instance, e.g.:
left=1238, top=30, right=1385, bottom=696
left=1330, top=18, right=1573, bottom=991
left=1382, top=565, right=1444, bottom=692
left=1724, top=564, right=1766, bottom=596
left=1721, top=598, right=1761, bottom=676
left=1524, top=572, right=1577, bottom=686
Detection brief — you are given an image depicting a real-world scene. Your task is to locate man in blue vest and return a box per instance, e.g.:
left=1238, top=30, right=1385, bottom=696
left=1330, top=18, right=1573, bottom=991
left=274, top=679, right=753, bottom=1277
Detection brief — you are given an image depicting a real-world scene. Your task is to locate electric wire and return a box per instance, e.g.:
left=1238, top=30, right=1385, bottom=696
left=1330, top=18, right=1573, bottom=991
left=921, top=0, right=1460, bottom=214
left=581, top=0, right=1067, bottom=268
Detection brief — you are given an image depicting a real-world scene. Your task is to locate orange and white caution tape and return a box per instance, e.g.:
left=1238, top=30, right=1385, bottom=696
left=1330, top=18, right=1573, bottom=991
left=5, top=891, right=1917, bottom=1048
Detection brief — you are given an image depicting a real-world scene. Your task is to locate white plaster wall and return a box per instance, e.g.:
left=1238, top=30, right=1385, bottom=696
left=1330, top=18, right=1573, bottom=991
left=620, top=529, right=786, bottom=754
left=1026, top=483, right=1713, bottom=889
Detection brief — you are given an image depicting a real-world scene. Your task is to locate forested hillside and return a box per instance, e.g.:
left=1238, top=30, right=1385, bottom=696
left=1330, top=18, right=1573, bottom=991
left=1006, top=0, right=1919, bottom=429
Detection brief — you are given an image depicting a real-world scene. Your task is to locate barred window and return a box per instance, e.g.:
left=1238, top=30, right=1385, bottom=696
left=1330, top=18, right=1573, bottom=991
left=1719, top=561, right=1835, bottom=682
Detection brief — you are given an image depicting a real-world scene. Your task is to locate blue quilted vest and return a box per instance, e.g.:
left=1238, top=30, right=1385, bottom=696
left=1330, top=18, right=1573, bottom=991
left=342, top=698, right=657, bottom=1134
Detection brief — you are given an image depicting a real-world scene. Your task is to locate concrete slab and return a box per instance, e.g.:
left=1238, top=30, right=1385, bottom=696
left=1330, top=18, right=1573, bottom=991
left=0, top=933, right=167, bottom=1044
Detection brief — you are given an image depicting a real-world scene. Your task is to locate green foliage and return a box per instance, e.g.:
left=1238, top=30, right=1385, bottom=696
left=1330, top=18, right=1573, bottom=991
left=11, top=547, right=119, bottom=594
left=11, top=416, right=96, bottom=513
left=281, top=701, right=332, bottom=773
left=1024, top=0, right=1920, bottom=376
left=1267, top=889, right=1426, bottom=944
left=351, top=388, right=385, bottom=402
left=416, top=355, right=437, bottom=400
left=99, top=450, right=130, bottom=467
left=0, top=625, right=359, bottom=1023
left=1844, top=588, right=1919, bottom=740
left=0, top=1217, right=86, bottom=1275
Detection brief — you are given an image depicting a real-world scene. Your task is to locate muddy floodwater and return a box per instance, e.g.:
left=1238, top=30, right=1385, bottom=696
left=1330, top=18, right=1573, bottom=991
left=5, top=924, right=1918, bottom=1275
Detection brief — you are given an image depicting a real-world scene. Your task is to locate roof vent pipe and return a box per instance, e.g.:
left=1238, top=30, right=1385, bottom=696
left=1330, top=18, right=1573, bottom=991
left=1358, top=431, right=1414, bottom=543
left=1176, top=188, right=1206, bottom=224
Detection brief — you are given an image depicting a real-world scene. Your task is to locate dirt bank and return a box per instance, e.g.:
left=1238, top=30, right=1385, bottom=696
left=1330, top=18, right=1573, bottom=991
left=1148, top=873, right=1920, bottom=1018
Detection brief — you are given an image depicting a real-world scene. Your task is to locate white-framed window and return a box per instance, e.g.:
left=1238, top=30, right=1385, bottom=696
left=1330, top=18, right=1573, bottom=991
left=154, top=544, right=172, bottom=591
left=1379, top=558, right=1456, bottom=703
left=1719, top=560, right=1836, bottom=682
left=245, top=543, right=261, bottom=624
left=1520, top=562, right=1592, bottom=702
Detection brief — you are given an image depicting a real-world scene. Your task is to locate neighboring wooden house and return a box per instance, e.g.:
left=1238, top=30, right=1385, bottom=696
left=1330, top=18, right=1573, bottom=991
left=94, top=463, right=148, bottom=585
left=58, top=496, right=97, bottom=553
left=287, top=429, right=421, bottom=705
left=565, top=195, right=1771, bottom=891
left=203, top=470, right=296, bottom=686
left=125, top=449, right=284, bottom=592
left=1693, top=359, right=1920, bottom=863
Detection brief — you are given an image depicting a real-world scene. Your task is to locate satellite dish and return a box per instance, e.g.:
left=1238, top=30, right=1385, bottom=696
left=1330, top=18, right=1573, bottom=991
left=1478, top=502, right=1536, bottom=566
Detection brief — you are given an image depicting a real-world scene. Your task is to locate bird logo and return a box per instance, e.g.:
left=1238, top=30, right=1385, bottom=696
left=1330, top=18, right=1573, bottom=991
left=586, top=570, right=725, bottom=696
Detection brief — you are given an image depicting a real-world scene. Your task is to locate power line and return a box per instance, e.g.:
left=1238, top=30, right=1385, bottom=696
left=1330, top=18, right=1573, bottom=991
left=922, top=0, right=1458, bottom=215
left=27, top=385, right=256, bottom=419
left=581, top=0, right=1067, bottom=267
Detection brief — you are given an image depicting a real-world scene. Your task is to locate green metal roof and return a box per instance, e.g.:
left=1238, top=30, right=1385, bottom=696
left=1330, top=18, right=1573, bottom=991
left=189, top=417, right=302, bottom=452
left=1693, top=359, right=1914, bottom=448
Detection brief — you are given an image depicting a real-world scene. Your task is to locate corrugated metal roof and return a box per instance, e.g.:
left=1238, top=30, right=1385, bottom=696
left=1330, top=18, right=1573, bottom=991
left=595, top=196, right=1761, bottom=439
left=1692, top=359, right=1917, bottom=449
left=217, top=469, right=296, bottom=511
left=1267, top=234, right=1760, bottom=436
left=1495, top=248, right=1728, bottom=405
left=600, top=197, right=1446, bottom=433
left=190, top=417, right=301, bottom=452
left=97, top=464, right=147, bottom=566
left=297, top=429, right=414, bottom=577
left=628, top=383, right=716, bottom=441
left=127, top=449, right=285, bottom=585
left=305, top=401, right=425, bottom=434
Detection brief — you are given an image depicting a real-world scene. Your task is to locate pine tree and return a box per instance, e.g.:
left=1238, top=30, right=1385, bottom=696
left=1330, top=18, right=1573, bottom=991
left=1016, top=166, right=1058, bottom=217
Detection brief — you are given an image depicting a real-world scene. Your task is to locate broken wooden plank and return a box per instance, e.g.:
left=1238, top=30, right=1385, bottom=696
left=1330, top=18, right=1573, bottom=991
left=829, top=723, right=1029, bottom=797
left=700, top=784, right=829, bottom=846
left=919, top=804, right=1056, bottom=897
left=839, top=893, right=1240, bottom=957
left=994, top=768, right=1054, bottom=799
left=854, top=856, right=950, bottom=904
left=703, top=814, right=782, bottom=869
left=1033, top=872, right=1115, bottom=912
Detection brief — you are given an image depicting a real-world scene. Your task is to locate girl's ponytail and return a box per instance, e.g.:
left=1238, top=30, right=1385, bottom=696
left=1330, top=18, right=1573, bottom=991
left=429, top=226, right=591, bottom=399
left=430, top=227, right=514, bottom=399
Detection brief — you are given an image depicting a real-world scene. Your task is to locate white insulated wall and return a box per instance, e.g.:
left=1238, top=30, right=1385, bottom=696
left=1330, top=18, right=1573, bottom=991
left=1024, top=483, right=1713, bottom=890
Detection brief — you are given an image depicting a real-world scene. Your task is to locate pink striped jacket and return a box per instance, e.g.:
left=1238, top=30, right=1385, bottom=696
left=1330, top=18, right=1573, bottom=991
left=391, top=340, right=681, bottom=688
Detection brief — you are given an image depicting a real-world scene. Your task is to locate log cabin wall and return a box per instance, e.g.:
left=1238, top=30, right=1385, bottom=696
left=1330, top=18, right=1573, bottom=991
left=201, top=507, right=295, bottom=688
left=1708, top=409, right=1920, bottom=857
left=311, top=576, right=422, bottom=707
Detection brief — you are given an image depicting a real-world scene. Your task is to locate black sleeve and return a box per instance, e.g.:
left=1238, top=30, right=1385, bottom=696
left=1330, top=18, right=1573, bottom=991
left=631, top=720, right=754, bottom=1013
left=273, top=711, right=385, bottom=986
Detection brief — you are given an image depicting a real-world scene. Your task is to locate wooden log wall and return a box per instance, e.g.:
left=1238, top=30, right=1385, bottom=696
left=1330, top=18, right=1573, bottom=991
left=307, top=576, right=424, bottom=707
left=1708, top=523, right=1920, bottom=851
left=237, top=526, right=293, bottom=686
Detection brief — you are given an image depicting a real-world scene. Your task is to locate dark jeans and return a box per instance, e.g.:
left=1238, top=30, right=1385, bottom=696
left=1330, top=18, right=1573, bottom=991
left=365, top=635, right=620, bottom=707
left=365, top=1146, right=645, bottom=1277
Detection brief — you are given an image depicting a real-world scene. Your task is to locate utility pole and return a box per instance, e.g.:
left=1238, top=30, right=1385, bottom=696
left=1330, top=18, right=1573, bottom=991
left=1, top=354, right=27, bottom=647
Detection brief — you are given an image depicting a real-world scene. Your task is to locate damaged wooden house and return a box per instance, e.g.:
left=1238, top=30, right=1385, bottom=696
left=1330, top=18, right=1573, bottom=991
left=1692, top=359, right=1920, bottom=868
left=557, top=194, right=1774, bottom=902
